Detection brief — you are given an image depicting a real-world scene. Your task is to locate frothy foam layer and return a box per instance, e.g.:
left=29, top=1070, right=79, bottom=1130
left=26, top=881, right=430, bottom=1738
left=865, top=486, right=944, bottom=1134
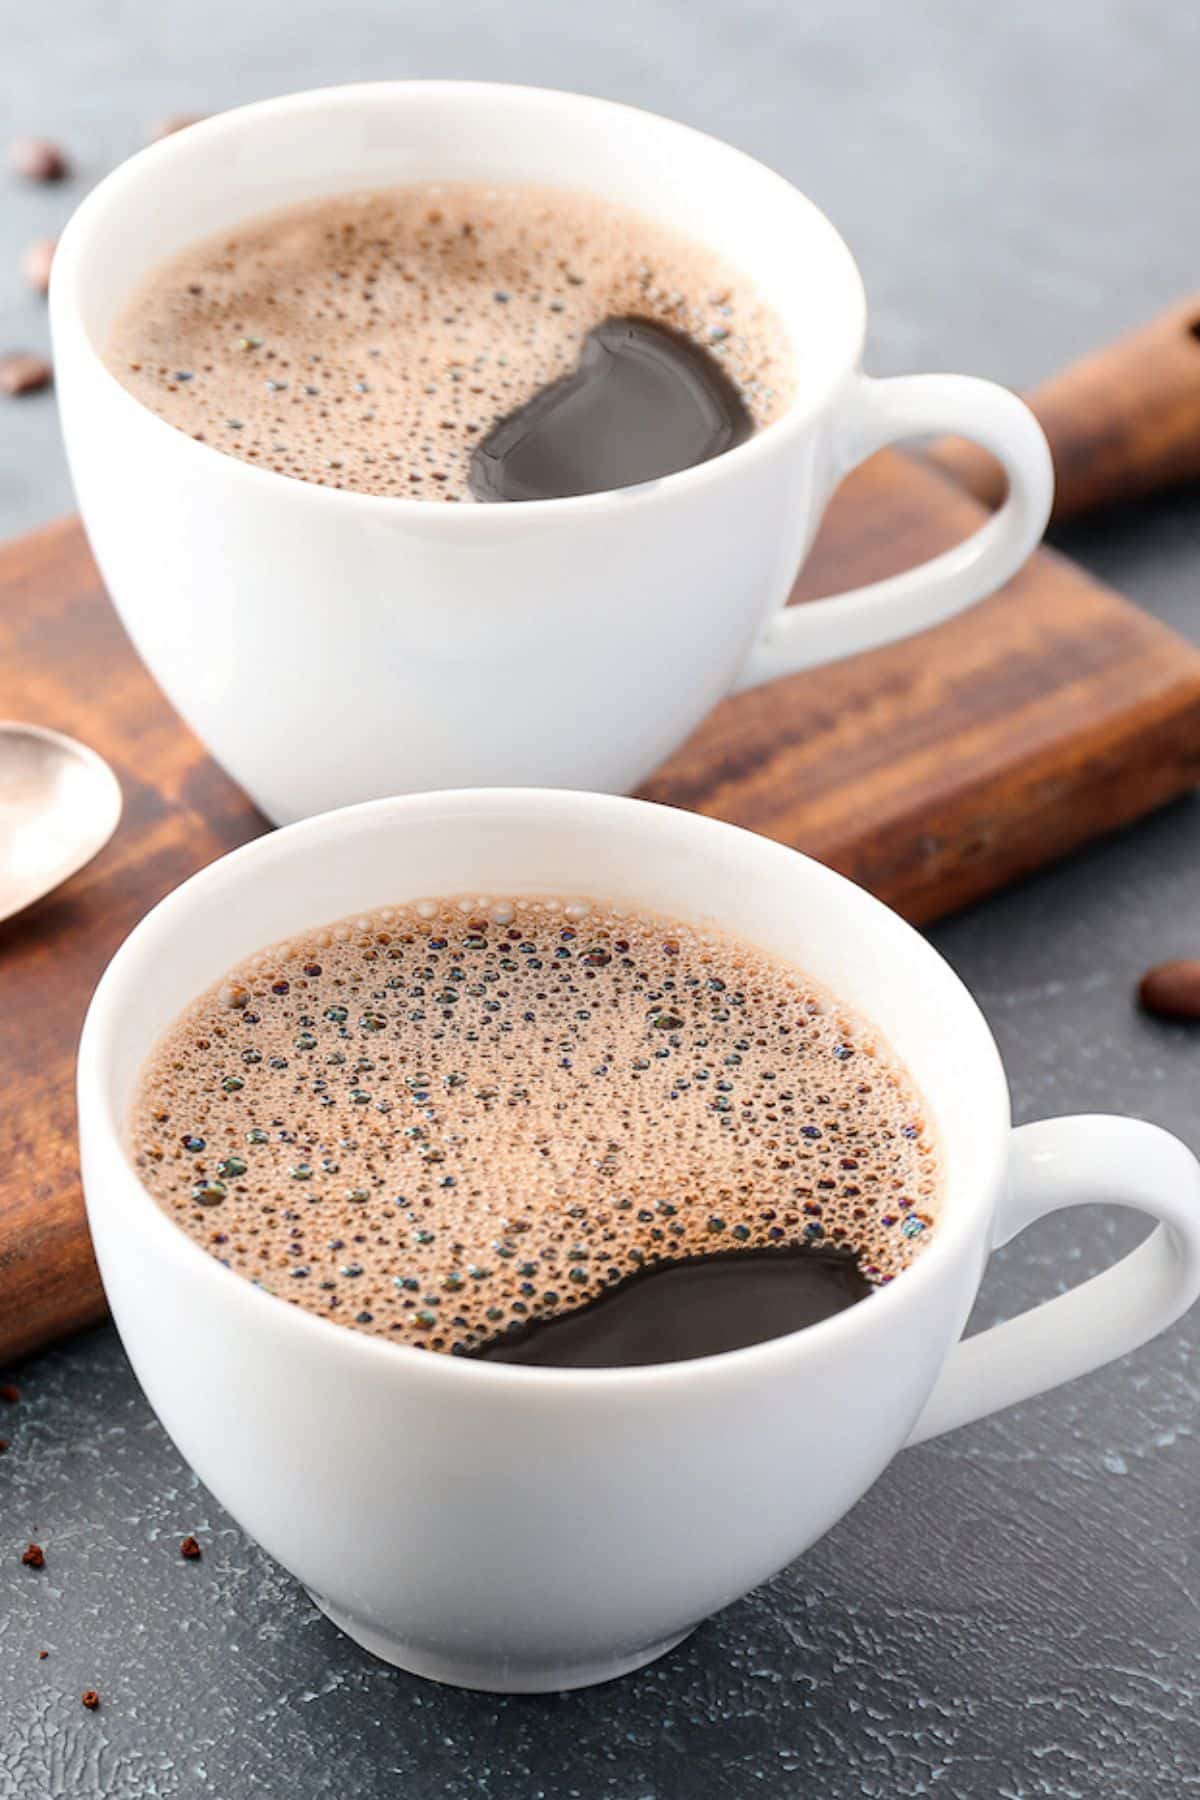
left=105, top=183, right=795, bottom=501
left=128, top=897, right=941, bottom=1354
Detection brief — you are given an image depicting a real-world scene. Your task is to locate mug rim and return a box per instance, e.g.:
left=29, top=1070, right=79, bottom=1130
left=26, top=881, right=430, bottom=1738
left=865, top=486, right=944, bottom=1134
left=50, top=79, right=867, bottom=527
left=77, top=788, right=1010, bottom=1394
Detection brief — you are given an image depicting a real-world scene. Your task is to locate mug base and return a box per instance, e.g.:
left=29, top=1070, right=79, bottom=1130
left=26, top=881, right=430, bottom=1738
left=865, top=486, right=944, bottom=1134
left=306, top=1590, right=695, bottom=1692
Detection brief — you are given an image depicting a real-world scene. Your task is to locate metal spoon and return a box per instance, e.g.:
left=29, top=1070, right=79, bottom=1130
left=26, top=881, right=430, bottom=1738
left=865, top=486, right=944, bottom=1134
left=0, top=723, right=122, bottom=925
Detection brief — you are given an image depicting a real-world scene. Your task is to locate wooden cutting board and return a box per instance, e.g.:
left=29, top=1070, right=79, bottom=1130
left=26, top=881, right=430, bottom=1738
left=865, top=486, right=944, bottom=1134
left=5, top=303, right=1200, bottom=1365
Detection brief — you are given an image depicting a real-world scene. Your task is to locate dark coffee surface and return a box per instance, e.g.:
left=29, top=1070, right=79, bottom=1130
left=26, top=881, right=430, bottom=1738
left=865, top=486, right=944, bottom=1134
left=476, top=1244, right=870, bottom=1365
left=468, top=316, right=753, bottom=501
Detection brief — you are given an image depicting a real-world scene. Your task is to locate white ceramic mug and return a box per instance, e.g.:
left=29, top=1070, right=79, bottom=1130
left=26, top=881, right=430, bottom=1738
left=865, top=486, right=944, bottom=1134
left=77, top=790, right=1200, bottom=1693
left=52, top=83, right=1053, bottom=826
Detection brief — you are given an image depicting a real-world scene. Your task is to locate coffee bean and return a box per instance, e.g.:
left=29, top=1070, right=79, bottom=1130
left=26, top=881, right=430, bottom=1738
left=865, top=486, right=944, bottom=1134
left=8, top=137, right=69, bottom=182
left=0, top=352, right=52, bottom=397
left=147, top=112, right=206, bottom=143
left=1138, top=959, right=1200, bottom=1020
left=19, top=237, right=56, bottom=296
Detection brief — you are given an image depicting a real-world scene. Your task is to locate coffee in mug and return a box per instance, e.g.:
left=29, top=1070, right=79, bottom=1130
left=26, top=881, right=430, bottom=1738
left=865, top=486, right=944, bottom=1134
left=129, top=893, right=941, bottom=1366
left=105, top=184, right=793, bottom=503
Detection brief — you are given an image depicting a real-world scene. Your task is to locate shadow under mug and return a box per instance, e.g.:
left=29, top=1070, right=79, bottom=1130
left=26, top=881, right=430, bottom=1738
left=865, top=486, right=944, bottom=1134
left=52, top=82, right=1053, bottom=825
left=77, top=791, right=1200, bottom=1692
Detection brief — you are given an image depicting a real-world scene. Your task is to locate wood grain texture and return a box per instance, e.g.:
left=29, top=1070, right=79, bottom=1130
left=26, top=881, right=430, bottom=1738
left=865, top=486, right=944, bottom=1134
left=4, top=462, right=1200, bottom=1364
left=0, top=519, right=265, bottom=1362
left=929, top=294, right=1200, bottom=521
left=644, top=451, right=1200, bottom=918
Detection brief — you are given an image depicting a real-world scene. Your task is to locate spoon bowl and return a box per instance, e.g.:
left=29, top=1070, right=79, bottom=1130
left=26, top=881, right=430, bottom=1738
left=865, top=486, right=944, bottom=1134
left=0, top=723, right=122, bottom=924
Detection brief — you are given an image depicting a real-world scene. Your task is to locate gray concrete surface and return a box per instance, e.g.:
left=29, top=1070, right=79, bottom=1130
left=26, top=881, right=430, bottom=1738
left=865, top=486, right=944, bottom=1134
left=5, top=3, right=1200, bottom=1796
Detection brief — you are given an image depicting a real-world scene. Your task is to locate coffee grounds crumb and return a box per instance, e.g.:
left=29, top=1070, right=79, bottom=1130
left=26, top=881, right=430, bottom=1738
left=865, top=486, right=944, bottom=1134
left=8, top=137, right=70, bottom=182
left=22, top=1542, right=45, bottom=1569
left=0, top=1383, right=20, bottom=1403
left=180, top=1535, right=202, bottom=1559
left=0, top=1440, right=8, bottom=1453
left=81, top=1689, right=100, bottom=1710
left=38, top=1649, right=48, bottom=1660
left=0, top=353, right=52, bottom=397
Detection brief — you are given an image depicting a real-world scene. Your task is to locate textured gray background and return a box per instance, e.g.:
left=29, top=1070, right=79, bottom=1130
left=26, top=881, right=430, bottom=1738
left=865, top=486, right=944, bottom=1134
left=4, top=3, right=1200, bottom=1796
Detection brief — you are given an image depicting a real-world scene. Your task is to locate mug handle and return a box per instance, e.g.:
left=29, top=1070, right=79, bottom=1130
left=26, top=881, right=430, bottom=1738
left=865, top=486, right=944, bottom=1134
left=906, top=1116, right=1200, bottom=1445
left=732, top=373, right=1054, bottom=692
